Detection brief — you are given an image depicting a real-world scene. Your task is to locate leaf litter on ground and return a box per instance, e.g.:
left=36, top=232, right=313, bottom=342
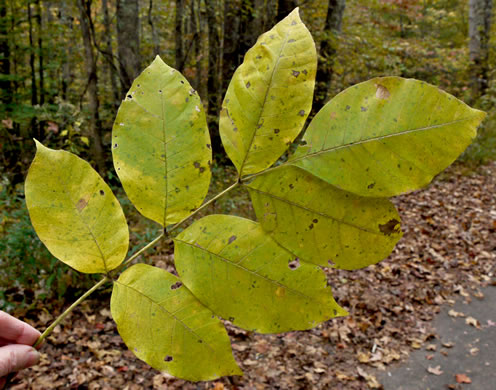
left=10, top=161, right=496, bottom=389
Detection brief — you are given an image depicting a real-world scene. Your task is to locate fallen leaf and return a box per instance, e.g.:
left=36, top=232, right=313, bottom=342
left=427, top=365, right=443, bottom=376
left=426, top=344, right=437, bottom=351
left=357, top=352, right=370, bottom=363
left=455, top=373, right=472, bottom=384
left=442, top=341, right=454, bottom=348
left=465, top=316, right=480, bottom=328
left=469, top=347, right=479, bottom=356
left=448, top=309, right=465, bottom=318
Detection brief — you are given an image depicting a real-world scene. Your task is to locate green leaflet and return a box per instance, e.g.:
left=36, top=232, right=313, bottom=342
left=174, top=215, right=347, bottom=333
left=290, top=77, right=486, bottom=197
left=246, top=166, right=402, bottom=270
left=111, top=264, right=242, bottom=381
left=112, top=56, right=212, bottom=227
left=25, top=141, right=129, bottom=274
left=220, top=8, right=316, bottom=177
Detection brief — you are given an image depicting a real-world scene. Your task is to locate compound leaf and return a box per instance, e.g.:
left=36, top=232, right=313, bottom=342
left=25, top=141, right=129, bottom=274
left=112, top=56, right=212, bottom=227
left=290, top=77, right=486, bottom=197
left=174, top=215, right=347, bottom=333
left=111, top=264, right=242, bottom=381
left=220, top=8, right=316, bottom=177
left=246, top=166, right=402, bottom=270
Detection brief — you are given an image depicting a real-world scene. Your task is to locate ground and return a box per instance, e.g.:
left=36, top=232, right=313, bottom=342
left=9, top=161, right=496, bottom=389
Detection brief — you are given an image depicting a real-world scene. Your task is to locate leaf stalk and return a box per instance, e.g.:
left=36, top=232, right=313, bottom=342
left=33, top=276, right=109, bottom=348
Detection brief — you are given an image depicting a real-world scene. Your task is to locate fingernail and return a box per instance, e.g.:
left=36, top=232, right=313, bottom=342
left=26, top=348, right=40, bottom=367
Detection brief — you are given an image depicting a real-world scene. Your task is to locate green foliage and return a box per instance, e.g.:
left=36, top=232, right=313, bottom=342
left=246, top=166, right=401, bottom=270
left=111, top=264, right=242, bottom=381
left=290, top=77, right=485, bottom=197
left=112, top=57, right=212, bottom=227
left=23, top=10, right=484, bottom=382
left=25, top=141, right=129, bottom=274
left=175, top=215, right=347, bottom=333
left=220, top=9, right=316, bottom=176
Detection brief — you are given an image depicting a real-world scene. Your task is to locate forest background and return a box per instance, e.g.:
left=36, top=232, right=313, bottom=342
left=0, top=0, right=494, bottom=314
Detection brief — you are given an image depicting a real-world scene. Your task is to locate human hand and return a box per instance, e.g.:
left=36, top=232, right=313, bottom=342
left=0, top=311, right=41, bottom=389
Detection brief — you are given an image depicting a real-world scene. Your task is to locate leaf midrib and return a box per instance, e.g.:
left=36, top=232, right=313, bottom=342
left=290, top=117, right=475, bottom=165
left=246, top=186, right=392, bottom=236
left=175, top=238, right=320, bottom=302
left=114, top=280, right=216, bottom=354
left=239, top=24, right=292, bottom=176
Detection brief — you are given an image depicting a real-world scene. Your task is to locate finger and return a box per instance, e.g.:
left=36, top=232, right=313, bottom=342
left=0, top=345, right=40, bottom=377
left=0, top=311, right=41, bottom=345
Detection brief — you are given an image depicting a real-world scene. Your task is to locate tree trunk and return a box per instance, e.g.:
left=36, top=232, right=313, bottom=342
left=59, top=1, right=74, bottom=100
left=264, top=0, right=278, bottom=30
left=238, top=0, right=261, bottom=57
left=469, top=0, right=493, bottom=100
left=0, top=1, right=11, bottom=107
left=314, top=0, right=345, bottom=112
left=197, top=0, right=208, bottom=100
left=35, top=0, right=44, bottom=140
left=204, top=0, right=222, bottom=151
left=116, top=0, right=140, bottom=95
left=175, top=0, right=185, bottom=71
left=222, top=0, right=241, bottom=93
left=27, top=1, right=39, bottom=139
left=276, top=0, right=297, bottom=21
left=190, top=0, right=201, bottom=92
left=102, top=0, right=120, bottom=107
left=77, top=0, right=106, bottom=174
left=148, top=0, right=160, bottom=56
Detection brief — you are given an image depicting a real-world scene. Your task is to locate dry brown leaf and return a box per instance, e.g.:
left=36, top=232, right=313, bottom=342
left=448, top=309, right=465, bottom=318
left=357, top=352, right=370, bottom=363
left=427, top=365, right=443, bottom=376
left=426, top=344, right=437, bottom=351
left=455, top=373, right=472, bottom=384
left=465, top=316, right=481, bottom=328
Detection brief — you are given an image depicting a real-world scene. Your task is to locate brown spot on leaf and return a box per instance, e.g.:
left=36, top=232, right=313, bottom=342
left=379, top=219, right=400, bottom=236
left=193, top=161, right=201, bottom=169
left=345, top=105, right=351, bottom=111
left=76, top=198, right=88, bottom=212
left=292, top=70, right=300, bottom=77
left=99, top=190, right=105, bottom=196
left=164, top=356, right=173, bottom=362
left=246, top=81, right=251, bottom=88
left=274, top=128, right=280, bottom=134
left=298, top=110, right=305, bottom=117
left=375, top=84, right=391, bottom=99
left=288, top=38, right=296, bottom=43
left=361, top=106, right=368, bottom=112
left=170, top=281, right=182, bottom=290
left=368, top=182, right=375, bottom=189
left=228, top=235, right=237, bottom=244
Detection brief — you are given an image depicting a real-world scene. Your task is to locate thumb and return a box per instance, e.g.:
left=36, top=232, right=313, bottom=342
left=0, top=345, right=40, bottom=377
